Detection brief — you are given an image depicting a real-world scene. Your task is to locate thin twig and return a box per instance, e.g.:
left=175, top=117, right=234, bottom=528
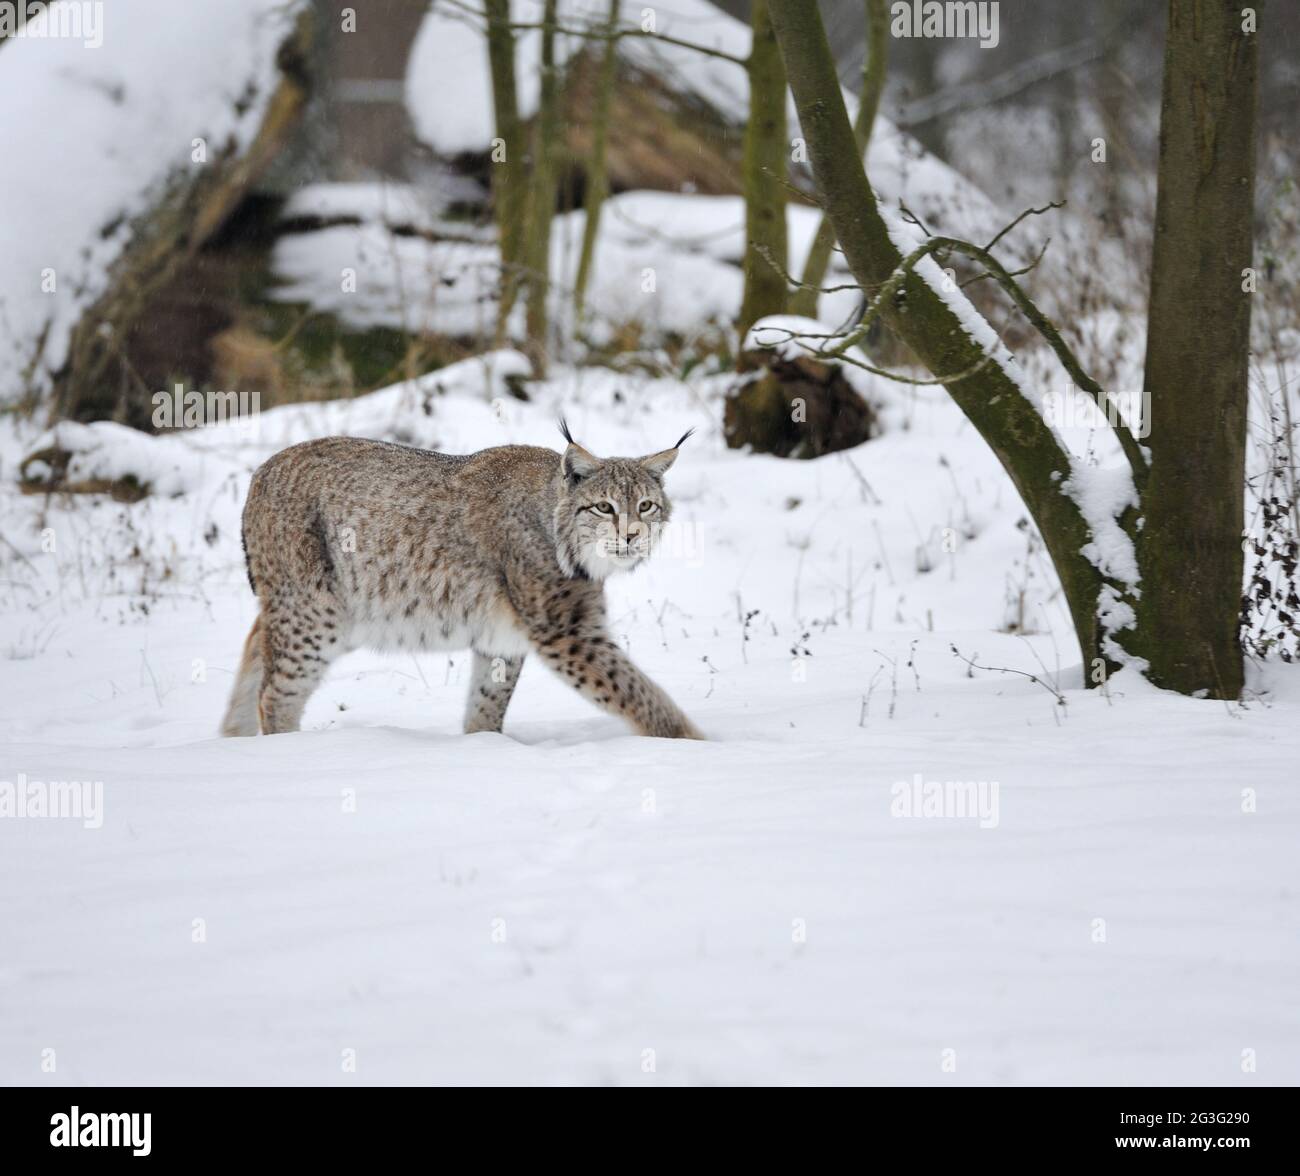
left=950, top=642, right=1067, bottom=706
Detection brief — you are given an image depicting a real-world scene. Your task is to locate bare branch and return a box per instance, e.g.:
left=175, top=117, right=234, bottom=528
left=895, top=35, right=1103, bottom=131
left=983, top=200, right=1064, bottom=255
left=811, top=217, right=1147, bottom=483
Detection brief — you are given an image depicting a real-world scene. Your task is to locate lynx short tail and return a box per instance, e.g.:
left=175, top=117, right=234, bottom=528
left=220, top=614, right=264, bottom=737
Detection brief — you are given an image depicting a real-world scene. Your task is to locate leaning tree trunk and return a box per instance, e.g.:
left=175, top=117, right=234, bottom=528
left=485, top=0, right=528, bottom=340
left=1132, top=1, right=1258, bottom=697
left=738, top=0, right=789, bottom=337
left=573, top=0, right=621, bottom=324
left=766, top=0, right=1111, bottom=667
left=523, top=0, right=561, bottom=374
left=790, top=0, right=887, bottom=319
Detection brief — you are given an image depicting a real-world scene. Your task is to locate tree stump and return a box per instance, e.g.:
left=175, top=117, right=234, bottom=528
left=723, top=350, right=877, bottom=458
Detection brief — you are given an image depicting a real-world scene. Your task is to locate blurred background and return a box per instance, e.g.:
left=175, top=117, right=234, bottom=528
left=4, top=0, right=1296, bottom=431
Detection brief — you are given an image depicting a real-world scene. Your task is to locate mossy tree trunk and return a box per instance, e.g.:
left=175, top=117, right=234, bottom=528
left=1131, top=0, right=1257, bottom=697
left=738, top=0, right=789, bottom=337
left=522, top=0, right=561, bottom=375
left=572, top=0, right=621, bottom=325
left=767, top=0, right=1259, bottom=699
left=789, top=0, right=887, bottom=319
left=485, top=0, right=528, bottom=340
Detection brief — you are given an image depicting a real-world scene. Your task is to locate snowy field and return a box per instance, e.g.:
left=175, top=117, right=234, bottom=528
left=3, top=351, right=1298, bottom=1086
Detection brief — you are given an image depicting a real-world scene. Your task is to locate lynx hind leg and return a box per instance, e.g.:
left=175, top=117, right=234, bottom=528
left=220, top=614, right=264, bottom=737
left=464, top=652, right=524, bottom=734
left=256, top=596, right=346, bottom=735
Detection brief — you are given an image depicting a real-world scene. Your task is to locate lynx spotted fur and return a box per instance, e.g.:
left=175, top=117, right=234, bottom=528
left=220, top=423, right=702, bottom=740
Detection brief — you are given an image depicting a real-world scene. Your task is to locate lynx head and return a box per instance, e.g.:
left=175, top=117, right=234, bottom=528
left=553, top=418, right=692, bottom=581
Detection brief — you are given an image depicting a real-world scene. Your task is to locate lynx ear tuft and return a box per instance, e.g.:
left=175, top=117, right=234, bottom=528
left=640, top=427, right=694, bottom=478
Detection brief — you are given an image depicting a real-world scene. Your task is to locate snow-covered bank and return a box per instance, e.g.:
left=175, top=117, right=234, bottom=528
left=0, top=0, right=307, bottom=404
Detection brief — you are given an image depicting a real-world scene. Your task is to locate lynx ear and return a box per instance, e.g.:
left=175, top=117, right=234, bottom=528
left=640, top=427, right=694, bottom=478
left=558, top=416, right=601, bottom=481
left=563, top=443, right=601, bottom=481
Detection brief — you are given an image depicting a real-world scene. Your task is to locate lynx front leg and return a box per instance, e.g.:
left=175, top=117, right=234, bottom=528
left=533, top=631, right=702, bottom=740
left=464, top=652, right=524, bottom=734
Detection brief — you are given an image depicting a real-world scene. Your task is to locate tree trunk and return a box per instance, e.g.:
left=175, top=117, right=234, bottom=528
left=767, top=0, right=1110, bottom=668
left=738, top=0, right=789, bottom=336
left=904, top=29, right=947, bottom=162
left=573, top=0, right=621, bottom=325
left=790, top=0, right=887, bottom=319
left=768, top=0, right=1260, bottom=700
left=485, top=0, right=528, bottom=339
left=523, top=0, right=561, bottom=374
left=1133, top=0, right=1257, bottom=697
left=1094, top=0, right=1131, bottom=231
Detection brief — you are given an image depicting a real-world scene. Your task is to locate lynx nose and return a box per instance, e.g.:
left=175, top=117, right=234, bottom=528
left=625, top=516, right=655, bottom=552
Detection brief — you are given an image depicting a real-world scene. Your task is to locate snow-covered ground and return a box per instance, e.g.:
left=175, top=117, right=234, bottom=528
left=2, top=351, right=1297, bottom=1085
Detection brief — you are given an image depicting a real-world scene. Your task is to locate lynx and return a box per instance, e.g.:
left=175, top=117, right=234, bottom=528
left=220, top=422, right=702, bottom=741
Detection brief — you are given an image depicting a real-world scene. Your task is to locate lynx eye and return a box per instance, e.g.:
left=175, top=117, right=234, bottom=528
left=638, top=500, right=659, bottom=515
left=591, top=501, right=616, bottom=515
